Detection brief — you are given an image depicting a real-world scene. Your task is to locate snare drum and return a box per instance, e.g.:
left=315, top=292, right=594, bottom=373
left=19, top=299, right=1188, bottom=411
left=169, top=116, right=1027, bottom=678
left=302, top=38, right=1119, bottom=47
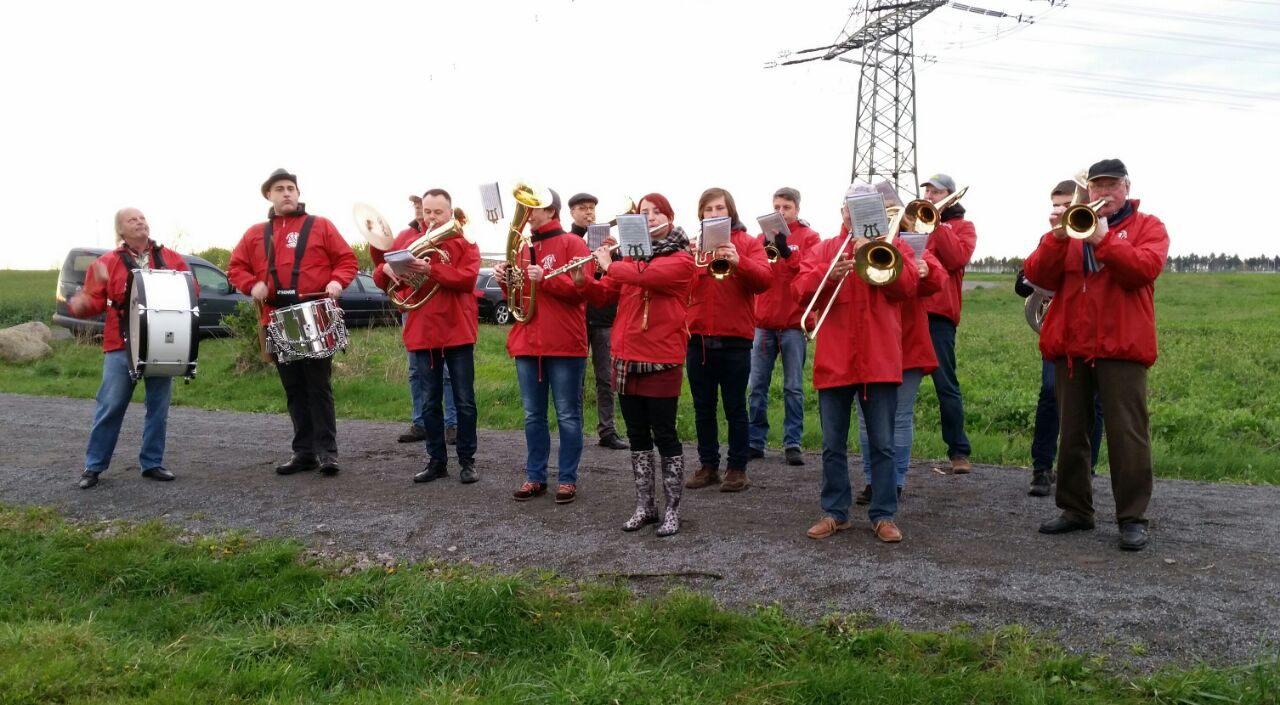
left=266, top=298, right=349, bottom=364
left=126, top=268, right=200, bottom=380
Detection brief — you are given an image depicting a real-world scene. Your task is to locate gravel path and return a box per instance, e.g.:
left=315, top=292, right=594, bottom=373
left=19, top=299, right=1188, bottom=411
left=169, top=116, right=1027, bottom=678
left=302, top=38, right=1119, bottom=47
left=2, top=392, right=1276, bottom=669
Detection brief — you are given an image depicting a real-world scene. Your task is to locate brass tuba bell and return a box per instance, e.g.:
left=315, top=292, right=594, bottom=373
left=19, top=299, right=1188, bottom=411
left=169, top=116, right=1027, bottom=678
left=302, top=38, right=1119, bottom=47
left=505, top=181, right=554, bottom=323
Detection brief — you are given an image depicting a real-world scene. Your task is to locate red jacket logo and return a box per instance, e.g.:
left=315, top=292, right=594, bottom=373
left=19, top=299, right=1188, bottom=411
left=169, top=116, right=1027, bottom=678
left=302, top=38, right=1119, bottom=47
left=286, top=231, right=300, bottom=248
left=1117, top=230, right=1128, bottom=240
left=540, top=254, right=557, bottom=269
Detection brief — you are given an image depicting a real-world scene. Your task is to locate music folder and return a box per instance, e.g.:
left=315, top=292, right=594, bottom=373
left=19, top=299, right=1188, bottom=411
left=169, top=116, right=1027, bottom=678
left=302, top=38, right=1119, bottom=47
left=846, top=193, right=889, bottom=240
left=382, top=249, right=417, bottom=277
left=898, top=233, right=928, bottom=255
left=616, top=214, right=652, bottom=259
left=586, top=224, right=611, bottom=250
left=478, top=182, right=503, bottom=223
left=757, top=212, right=788, bottom=246
left=699, top=216, right=732, bottom=253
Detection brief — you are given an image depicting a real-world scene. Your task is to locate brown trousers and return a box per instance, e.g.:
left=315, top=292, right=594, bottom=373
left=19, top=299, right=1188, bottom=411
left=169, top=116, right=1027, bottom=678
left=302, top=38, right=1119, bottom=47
left=1054, top=358, right=1153, bottom=526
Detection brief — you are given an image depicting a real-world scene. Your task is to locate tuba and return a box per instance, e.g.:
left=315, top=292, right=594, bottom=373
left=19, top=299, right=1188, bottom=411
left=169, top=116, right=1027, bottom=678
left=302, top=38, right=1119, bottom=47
left=505, top=181, right=554, bottom=322
left=1025, top=289, right=1052, bottom=333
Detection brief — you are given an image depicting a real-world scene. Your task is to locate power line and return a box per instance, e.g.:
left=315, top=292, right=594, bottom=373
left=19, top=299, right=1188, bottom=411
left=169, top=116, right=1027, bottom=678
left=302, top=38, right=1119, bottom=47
left=1050, top=0, right=1280, bottom=31
left=1031, top=17, right=1280, bottom=51
left=978, top=34, right=1280, bottom=66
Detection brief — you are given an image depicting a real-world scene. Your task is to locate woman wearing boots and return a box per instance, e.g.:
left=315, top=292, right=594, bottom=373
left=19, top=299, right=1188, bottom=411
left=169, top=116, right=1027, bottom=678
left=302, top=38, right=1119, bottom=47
left=584, top=193, right=696, bottom=536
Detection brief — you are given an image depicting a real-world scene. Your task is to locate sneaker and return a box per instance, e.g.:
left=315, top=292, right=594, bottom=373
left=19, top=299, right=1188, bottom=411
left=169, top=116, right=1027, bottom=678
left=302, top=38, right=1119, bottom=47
left=1028, top=468, right=1053, bottom=497
left=719, top=468, right=750, bottom=492
left=748, top=447, right=765, bottom=460
left=445, top=425, right=458, bottom=445
left=855, top=485, right=872, bottom=505
left=950, top=456, right=973, bottom=474
left=555, top=484, right=577, bottom=504
left=784, top=447, right=804, bottom=466
left=398, top=424, right=426, bottom=443
left=513, top=481, right=548, bottom=501
left=684, top=464, right=720, bottom=489
left=873, top=520, right=903, bottom=543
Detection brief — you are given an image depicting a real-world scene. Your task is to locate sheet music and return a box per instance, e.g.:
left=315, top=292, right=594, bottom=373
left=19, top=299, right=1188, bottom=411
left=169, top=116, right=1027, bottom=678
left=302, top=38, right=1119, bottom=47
left=699, top=216, right=732, bottom=253
left=846, top=193, right=889, bottom=239
left=478, top=182, right=503, bottom=223
left=756, top=212, right=788, bottom=246
left=383, top=249, right=418, bottom=277
left=873, top=181, right=904, bottom=210
left=586, top=224, right=611, bottom=250
left=616, top=214, right=652, bottom=259
left=898, top=233, right=928, bottom=255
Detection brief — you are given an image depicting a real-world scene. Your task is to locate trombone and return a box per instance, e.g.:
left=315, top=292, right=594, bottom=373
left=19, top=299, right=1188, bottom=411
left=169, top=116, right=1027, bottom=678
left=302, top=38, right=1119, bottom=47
left=899, top=185, right=969, bottom=235
left=800, top=208, right=907, bottom=341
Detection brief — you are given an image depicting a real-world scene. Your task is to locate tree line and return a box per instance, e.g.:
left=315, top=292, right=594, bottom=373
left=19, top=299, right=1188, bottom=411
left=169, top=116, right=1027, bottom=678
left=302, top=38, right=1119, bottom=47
left=968, top=254, right=1280, bottom=274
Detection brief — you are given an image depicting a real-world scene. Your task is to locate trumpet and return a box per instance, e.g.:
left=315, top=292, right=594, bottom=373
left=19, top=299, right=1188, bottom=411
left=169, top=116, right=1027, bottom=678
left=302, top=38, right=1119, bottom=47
left=505, top=181, right=554, bottom=323
left=800, top=208, right=907, bottom=341
left=695, top=247, right=734, bottom=279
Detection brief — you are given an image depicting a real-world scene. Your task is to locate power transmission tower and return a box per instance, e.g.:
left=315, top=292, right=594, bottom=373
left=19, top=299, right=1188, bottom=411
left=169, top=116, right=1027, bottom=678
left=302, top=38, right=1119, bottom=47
left=780, top=1, right=948, bottom=198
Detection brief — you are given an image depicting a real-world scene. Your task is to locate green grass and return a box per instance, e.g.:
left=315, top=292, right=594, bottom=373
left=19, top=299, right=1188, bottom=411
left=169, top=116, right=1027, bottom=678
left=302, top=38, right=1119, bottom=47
left=0, top=270, right=59, bottom=328
left=1, top=505, right=1276, bottom=704
left=3, top=271, right=1278, bottom=483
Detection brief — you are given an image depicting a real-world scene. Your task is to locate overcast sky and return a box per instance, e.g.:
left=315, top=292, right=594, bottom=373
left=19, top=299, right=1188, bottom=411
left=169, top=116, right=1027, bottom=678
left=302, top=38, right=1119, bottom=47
left=2, top=0, right=1277, bottom=269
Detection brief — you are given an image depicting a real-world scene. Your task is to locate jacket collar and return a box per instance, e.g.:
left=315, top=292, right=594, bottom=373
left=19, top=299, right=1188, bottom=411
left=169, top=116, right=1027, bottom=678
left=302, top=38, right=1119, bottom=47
left=532, top=220, right=566, bottom=242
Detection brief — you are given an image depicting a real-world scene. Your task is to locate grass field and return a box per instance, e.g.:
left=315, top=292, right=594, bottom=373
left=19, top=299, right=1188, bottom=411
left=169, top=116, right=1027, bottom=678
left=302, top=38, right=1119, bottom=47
left=1, top=505, right=1275, bottom=704
left=2, top=270, right=1278, bottom=484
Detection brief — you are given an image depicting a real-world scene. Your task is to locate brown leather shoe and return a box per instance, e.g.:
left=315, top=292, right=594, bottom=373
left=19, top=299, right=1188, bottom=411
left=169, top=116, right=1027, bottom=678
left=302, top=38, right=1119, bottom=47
left=950, top=456, right=973, bottom=474
left=719, top=468, right=750, bottom=492
left=806, top=516, right=851, bottom=539
left=684, top=464, right=720, bottom=489
left=873, top=520, right=903, bottom=543
left=554, top=483, right=577, bottom=504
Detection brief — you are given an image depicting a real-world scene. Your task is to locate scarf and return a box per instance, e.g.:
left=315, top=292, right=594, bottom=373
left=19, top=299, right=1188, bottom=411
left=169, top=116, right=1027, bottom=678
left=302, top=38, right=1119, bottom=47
left=1084, top=200, right=1133, bottom=274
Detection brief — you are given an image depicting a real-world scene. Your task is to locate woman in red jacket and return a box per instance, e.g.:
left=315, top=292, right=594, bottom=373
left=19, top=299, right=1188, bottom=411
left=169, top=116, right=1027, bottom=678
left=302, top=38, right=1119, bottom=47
left=792, top=185, right=918, bottom=543
left=494, top=190, right=592, bottom=505
left=683, top=188, right=772, bottom=493
left=585, top=193, right=696, bottom=536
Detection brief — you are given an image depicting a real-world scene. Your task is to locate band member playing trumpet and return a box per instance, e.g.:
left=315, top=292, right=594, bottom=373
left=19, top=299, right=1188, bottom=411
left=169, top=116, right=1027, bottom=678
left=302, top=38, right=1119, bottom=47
left=747, top=187, right=820, bottom=466
left=684, top=188, right=772, bottom=493
left=584, top=193, right=696, bottom=536
left=918, top=173, right=977, bottom=474
left=70, top=208, right=193, bottom=489
left=1015, top=180, right=1104, bottom=496
left=794, top=184, right=919, bottom=543
left=568, top=192, right=628, bottom=451
left=495, top=189, right=592, bottom=504
left=229, top=168, right=358, bottom=477
left=373, top=189, right=480, bottom=485
left=1026, top=158, right=1168, bottom=552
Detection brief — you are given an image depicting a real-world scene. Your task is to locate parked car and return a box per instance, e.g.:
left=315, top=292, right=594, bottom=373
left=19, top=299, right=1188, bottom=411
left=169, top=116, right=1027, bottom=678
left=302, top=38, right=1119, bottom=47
left=475, top=267, right=511, bottom=324
left=53, top=247, right=397, bottom=336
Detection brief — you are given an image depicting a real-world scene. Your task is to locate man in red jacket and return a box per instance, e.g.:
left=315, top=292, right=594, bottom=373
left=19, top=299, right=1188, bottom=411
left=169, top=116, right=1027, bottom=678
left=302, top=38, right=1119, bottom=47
left=1025, top=158, right=1168, bottom=552
left=228, top=169, right=358, bottom=478
left=919, top=173, right=977, bottom=474
left=747, top=187, right=820, bottom=467
left=494, top=189, right=592, bottom=504
left=793, top=185, right=919, bottom=543
left=374, top=189, right=480, bottom=485
left=70, top=208, right=192, bottom=489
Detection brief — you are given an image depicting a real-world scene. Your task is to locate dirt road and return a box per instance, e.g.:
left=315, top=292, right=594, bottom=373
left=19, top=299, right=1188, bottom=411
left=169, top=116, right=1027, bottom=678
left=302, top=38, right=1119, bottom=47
left=2, top=393, right=1276, bottom=668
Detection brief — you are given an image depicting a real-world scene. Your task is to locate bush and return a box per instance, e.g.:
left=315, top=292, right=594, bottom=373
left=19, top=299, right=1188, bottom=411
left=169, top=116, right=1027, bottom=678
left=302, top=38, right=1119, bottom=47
left=226, top=301, right=271, bottom=372
left=192, top=247, right=232, bottom=270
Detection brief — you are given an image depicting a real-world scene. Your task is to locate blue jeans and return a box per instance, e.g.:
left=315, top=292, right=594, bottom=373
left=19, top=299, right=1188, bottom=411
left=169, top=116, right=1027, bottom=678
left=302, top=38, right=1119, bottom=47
left=819, top=383, right=899, bottom=523
left=84, top=350, right=172, bottom=473
left=407, top=341, right=455, bottom=428
left=686, top=340, right=752, bottom=469
left=413, top=345, right=477, bottom=465
left=747, top=328, right=807, bottom=450
left=928, top=316, right=972, bottom=458
left=857, top=368, right=924, bottom=488
left=515, top=356, right=587, bottom=485
left=1033, top=359, right=1103, bottom=470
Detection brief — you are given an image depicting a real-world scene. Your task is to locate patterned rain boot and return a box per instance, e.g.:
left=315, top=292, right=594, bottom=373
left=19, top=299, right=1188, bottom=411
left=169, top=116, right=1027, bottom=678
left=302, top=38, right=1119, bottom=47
left=622, top=450, right=659, bottom=531
left=656, top=454, right=685, bottom=537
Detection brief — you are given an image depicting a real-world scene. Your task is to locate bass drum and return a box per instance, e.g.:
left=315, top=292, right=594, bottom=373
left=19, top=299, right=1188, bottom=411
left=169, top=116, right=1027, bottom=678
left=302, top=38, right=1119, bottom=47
left=127, top=268, right=199, bottom=380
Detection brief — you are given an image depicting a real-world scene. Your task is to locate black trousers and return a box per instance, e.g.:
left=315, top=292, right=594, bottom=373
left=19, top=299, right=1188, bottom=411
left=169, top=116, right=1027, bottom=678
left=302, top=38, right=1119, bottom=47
left=276, top=357, right=338, bottom=457
left=619, top=394, right=681, bottom=457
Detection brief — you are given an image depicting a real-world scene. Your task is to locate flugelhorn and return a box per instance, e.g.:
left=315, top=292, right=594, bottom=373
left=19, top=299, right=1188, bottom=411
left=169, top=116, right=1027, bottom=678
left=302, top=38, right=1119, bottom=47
left=505, top=180, right=554, bottom=322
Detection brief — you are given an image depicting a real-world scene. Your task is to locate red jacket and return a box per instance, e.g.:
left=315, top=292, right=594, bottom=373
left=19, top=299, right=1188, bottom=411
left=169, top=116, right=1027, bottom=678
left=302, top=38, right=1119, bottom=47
left=228, top=210, right=359, bottom=325
left=503, top=221, right=591, bottom=358
left=920, top=213, right=977, bottom=325
left=587, top=250, right=697, bottom=364
left=78, top=241, right=194, bottom=353
left=753, top=220, right=821, bottom=330
left=686, top=228, right=772, bottom=340
left=791, top=226, right=919, bottom=389
left=372, top=226, right=479, bottom=351
left=1024, top=200, right=1168, bottom=368
left=902, top=246, right=945, bottom=374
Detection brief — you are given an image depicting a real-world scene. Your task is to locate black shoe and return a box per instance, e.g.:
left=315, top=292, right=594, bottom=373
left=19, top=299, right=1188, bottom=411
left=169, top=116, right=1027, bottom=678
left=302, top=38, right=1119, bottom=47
left=855, top=485, right=872, bottom=505
left=414, top=461, right=448, bottom=483
left=1028, top=468, right=1053, bottom=497
left=1119, top=522, right=1149, bottom=551
left=599, top=433, right=629, bottom=450
left=275, top=454, right=319, bottom=475
left=398, top=424, right=426, bottom=443
left=784, top=447, right=804, bottom=466
left=1039, top=514, right=1095, bottom=534
left=459, top=463, right=478, bottom=484
left=77, top=471, right=99, bottom=489
left=446, top=426, right=458, bottom=446
left=318, top=457, right=341, bottom=476
left=141, top=467, right=175, bottom=482
left=749, top=447, right=765, bottom=460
